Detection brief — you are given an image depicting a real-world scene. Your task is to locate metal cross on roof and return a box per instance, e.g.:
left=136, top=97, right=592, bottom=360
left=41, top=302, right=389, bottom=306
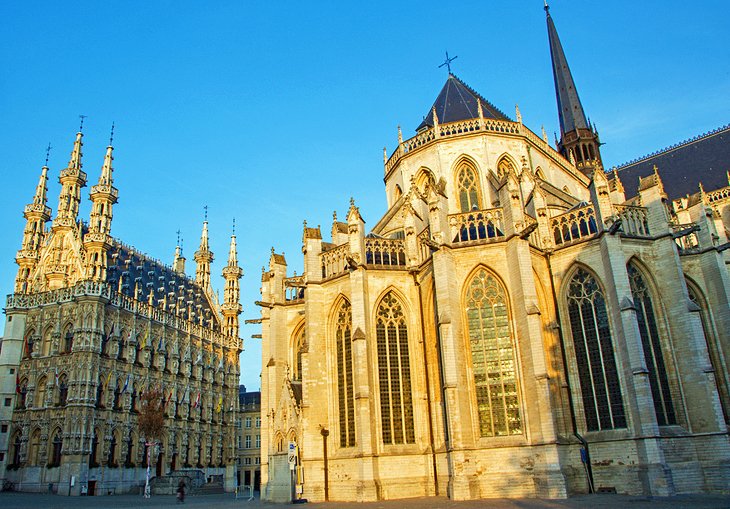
left=79, top=114, right=87, bottom=132
left=45, top=142, right=52, bottom=165
left=204, top=205, right=208, bottom=222
left=439, top=51, right=458, bottom=74
left=109, top=122, right=115, bottom=145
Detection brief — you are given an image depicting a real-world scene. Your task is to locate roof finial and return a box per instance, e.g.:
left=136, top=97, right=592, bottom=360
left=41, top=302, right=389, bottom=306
left=79, top=114, right=87, bottom=132
left=438, top=51, right=458, bottom=75
left=544, top=0, right=550, bottom=13
left=204, top=204, right=208, bottom=222
left=44, top=142, right=52, bottom=166
left=109, top=122, right=115, bottom=146
left=176, top=229, right=181, bottom=246
left=232, top=217, right=236, bottom=236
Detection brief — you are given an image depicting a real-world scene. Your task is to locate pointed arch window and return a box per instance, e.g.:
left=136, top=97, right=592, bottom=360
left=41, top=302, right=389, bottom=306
left=89, top=431, right=100, bottom=467
left=457, top=163, right=481, bottom=212
left=567, top=268, right=626, bottom=431
left=335, top=300, right=355, bottom=447
left=465, top=269, right=522, bottom=436
left=58, top=376, right=68, bottom=407
left=376, top=292, right=415, bottom=444
left=62, top=325, right=74, bottom=354
left=293, top=325, right=306, bottom=382
left=497, top=158, right=516, bottom=179
left=628, top=263, right=676, bottom=425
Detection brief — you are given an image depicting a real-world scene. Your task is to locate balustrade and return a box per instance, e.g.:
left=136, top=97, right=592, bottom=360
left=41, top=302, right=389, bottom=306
left=449, top=208, right=505, bottom=244
left=551, top=204, right=599, bottom=246
left=615, top=205, right=650, bottom=237
left=706, top=185, right=730, bottom=204
left=364, top=237, right=406, bottom=268
left=320, top=244, right=349, bottom=279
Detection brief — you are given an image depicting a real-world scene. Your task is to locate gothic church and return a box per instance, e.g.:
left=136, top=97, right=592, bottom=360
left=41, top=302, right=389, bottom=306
left=259, top=5, right=730, bottom=501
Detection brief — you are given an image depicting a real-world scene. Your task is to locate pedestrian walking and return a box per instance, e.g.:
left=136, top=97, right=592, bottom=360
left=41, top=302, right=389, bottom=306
left=176, top=480, right=186, bottom=504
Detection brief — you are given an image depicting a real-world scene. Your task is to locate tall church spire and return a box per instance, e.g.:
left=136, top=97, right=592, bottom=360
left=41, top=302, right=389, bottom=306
left=194, top=209, right=214, bottom=293
left=15, top=163, right=53, bottom=292
left=545, top=4, right=602, bottom=175
left=221, top=220, right=243, bottom=338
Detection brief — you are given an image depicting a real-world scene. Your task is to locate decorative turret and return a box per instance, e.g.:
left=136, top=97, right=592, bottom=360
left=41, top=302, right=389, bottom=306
left=173, top=231, right=186, bottom=274
left=15, top=155, right=53, bottom=293
left=84, top=126, right=119, bottom=281
left=545, top=2, right=602, bottom=176
left=54, top=129, right=87, bottom=226
left=221, top=220, right=243, bottom=338
left=194, top=208, right=214, bottom=294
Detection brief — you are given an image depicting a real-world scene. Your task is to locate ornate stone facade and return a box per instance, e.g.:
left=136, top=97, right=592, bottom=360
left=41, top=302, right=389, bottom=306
left=258, top=6, right=730, bottom=503
left=0, top=130, right=243, bottom=495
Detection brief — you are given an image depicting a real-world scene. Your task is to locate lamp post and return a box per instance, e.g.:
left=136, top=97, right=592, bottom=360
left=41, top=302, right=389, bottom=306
left=320, top=428, right=329, bottom=502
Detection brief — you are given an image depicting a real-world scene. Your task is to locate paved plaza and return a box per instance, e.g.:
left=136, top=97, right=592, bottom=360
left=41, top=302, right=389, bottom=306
left=1, top=492, right=729, bottom=509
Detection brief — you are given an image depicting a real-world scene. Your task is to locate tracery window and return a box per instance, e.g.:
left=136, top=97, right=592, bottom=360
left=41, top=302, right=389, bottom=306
left=628, top=263, right=676, bottom=425
left=376, top=292, right=415, bottom=444
left=335, top=299, right=355, bottom=447
left=465, top=269, right=522, bottom=436
left=497, top=157, right=515, bottom=179
left=567, top=268, right=626, bottom=431
left=293, top=325, right=306, bottom=382
left=457, top=163, right=481, bottom=212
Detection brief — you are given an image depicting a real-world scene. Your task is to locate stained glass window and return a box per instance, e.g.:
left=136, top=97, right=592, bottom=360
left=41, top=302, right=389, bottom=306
left=567, top=268, right=626, bottom=431
left=376, top=292, right=415, bottom=444
left=335, top=300, right=355, bottom=447
left=628, top=263, right=676, bottom=425
left=457, top=164, right=481, bottom=212
left=465, top=269, right=522, bottom=437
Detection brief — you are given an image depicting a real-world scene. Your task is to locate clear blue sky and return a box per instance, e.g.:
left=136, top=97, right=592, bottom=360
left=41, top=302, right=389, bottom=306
left=1, top=1, right=728, bottom=392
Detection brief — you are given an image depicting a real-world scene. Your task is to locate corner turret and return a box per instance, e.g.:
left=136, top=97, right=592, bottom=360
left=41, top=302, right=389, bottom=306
left=221, top=220, right=243, bottom=338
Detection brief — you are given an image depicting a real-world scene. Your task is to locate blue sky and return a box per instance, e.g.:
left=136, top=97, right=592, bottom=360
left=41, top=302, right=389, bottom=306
left=1, top=1, right=728, bottom=392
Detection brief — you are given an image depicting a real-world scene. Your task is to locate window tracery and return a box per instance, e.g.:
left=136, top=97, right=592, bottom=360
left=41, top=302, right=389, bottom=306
left=376, top=292, right=415, bottom=444
left=628, top=263, right=676, bottom=425
left=457, top=162, right=481, bottom=212
left=567, top=268, right=626, bottom=431
left=335, top=299, right=355, bottom=447
left=465, top=268, right=522, bottom=437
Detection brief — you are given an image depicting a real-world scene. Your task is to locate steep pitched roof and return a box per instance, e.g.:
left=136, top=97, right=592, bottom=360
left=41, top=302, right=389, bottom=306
left=546, top=5, right=589, bottom=135
left=612, top=125, right=730, bottom=200
left=416, top=74, right=510, bottom=131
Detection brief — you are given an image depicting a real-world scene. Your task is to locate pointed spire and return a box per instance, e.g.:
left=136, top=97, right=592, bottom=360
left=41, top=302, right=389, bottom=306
left=67, top=131, right=84, bottom=172
left=515, top=104, right=522, bottom=124
left=194, top=206, right=214, bottom=292
left=546, top=4, right=589, bottom=135
left=173, top=230, right=186, bottom=274
left=228, top=219, right=238, bottom=266
left=33, top=165, right=49, bottom=207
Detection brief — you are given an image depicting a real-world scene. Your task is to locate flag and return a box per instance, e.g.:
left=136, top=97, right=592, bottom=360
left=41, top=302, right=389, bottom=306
left=215, top=395, right=222, bottom=413
left=54, top=367, right=59, bottom=386
left=121, top=375, right=130, bottom=394
left=195, top=351, right=202, bottom=365
left=140, top=328, right=149, bottom=349
left=193, top=392, right=201, bottom=409
left=157, top=336, right=163, bottom=351
left=104, top=371, right=113, bottom=388
left=15, top=373, right=21, bottom=394
left=164, top=391, right=173, bottom=409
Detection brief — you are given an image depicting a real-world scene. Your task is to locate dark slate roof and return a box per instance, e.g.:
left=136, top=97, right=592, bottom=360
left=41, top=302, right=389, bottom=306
left=546, top=7, right=589, bottom=134
left=416, top=74, right=510, bottom=131
left=612, top=125, right=730, bottom=200
left=238, top=389, right=261, bottom=406
left=105, top=239, right=220, bottom=331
